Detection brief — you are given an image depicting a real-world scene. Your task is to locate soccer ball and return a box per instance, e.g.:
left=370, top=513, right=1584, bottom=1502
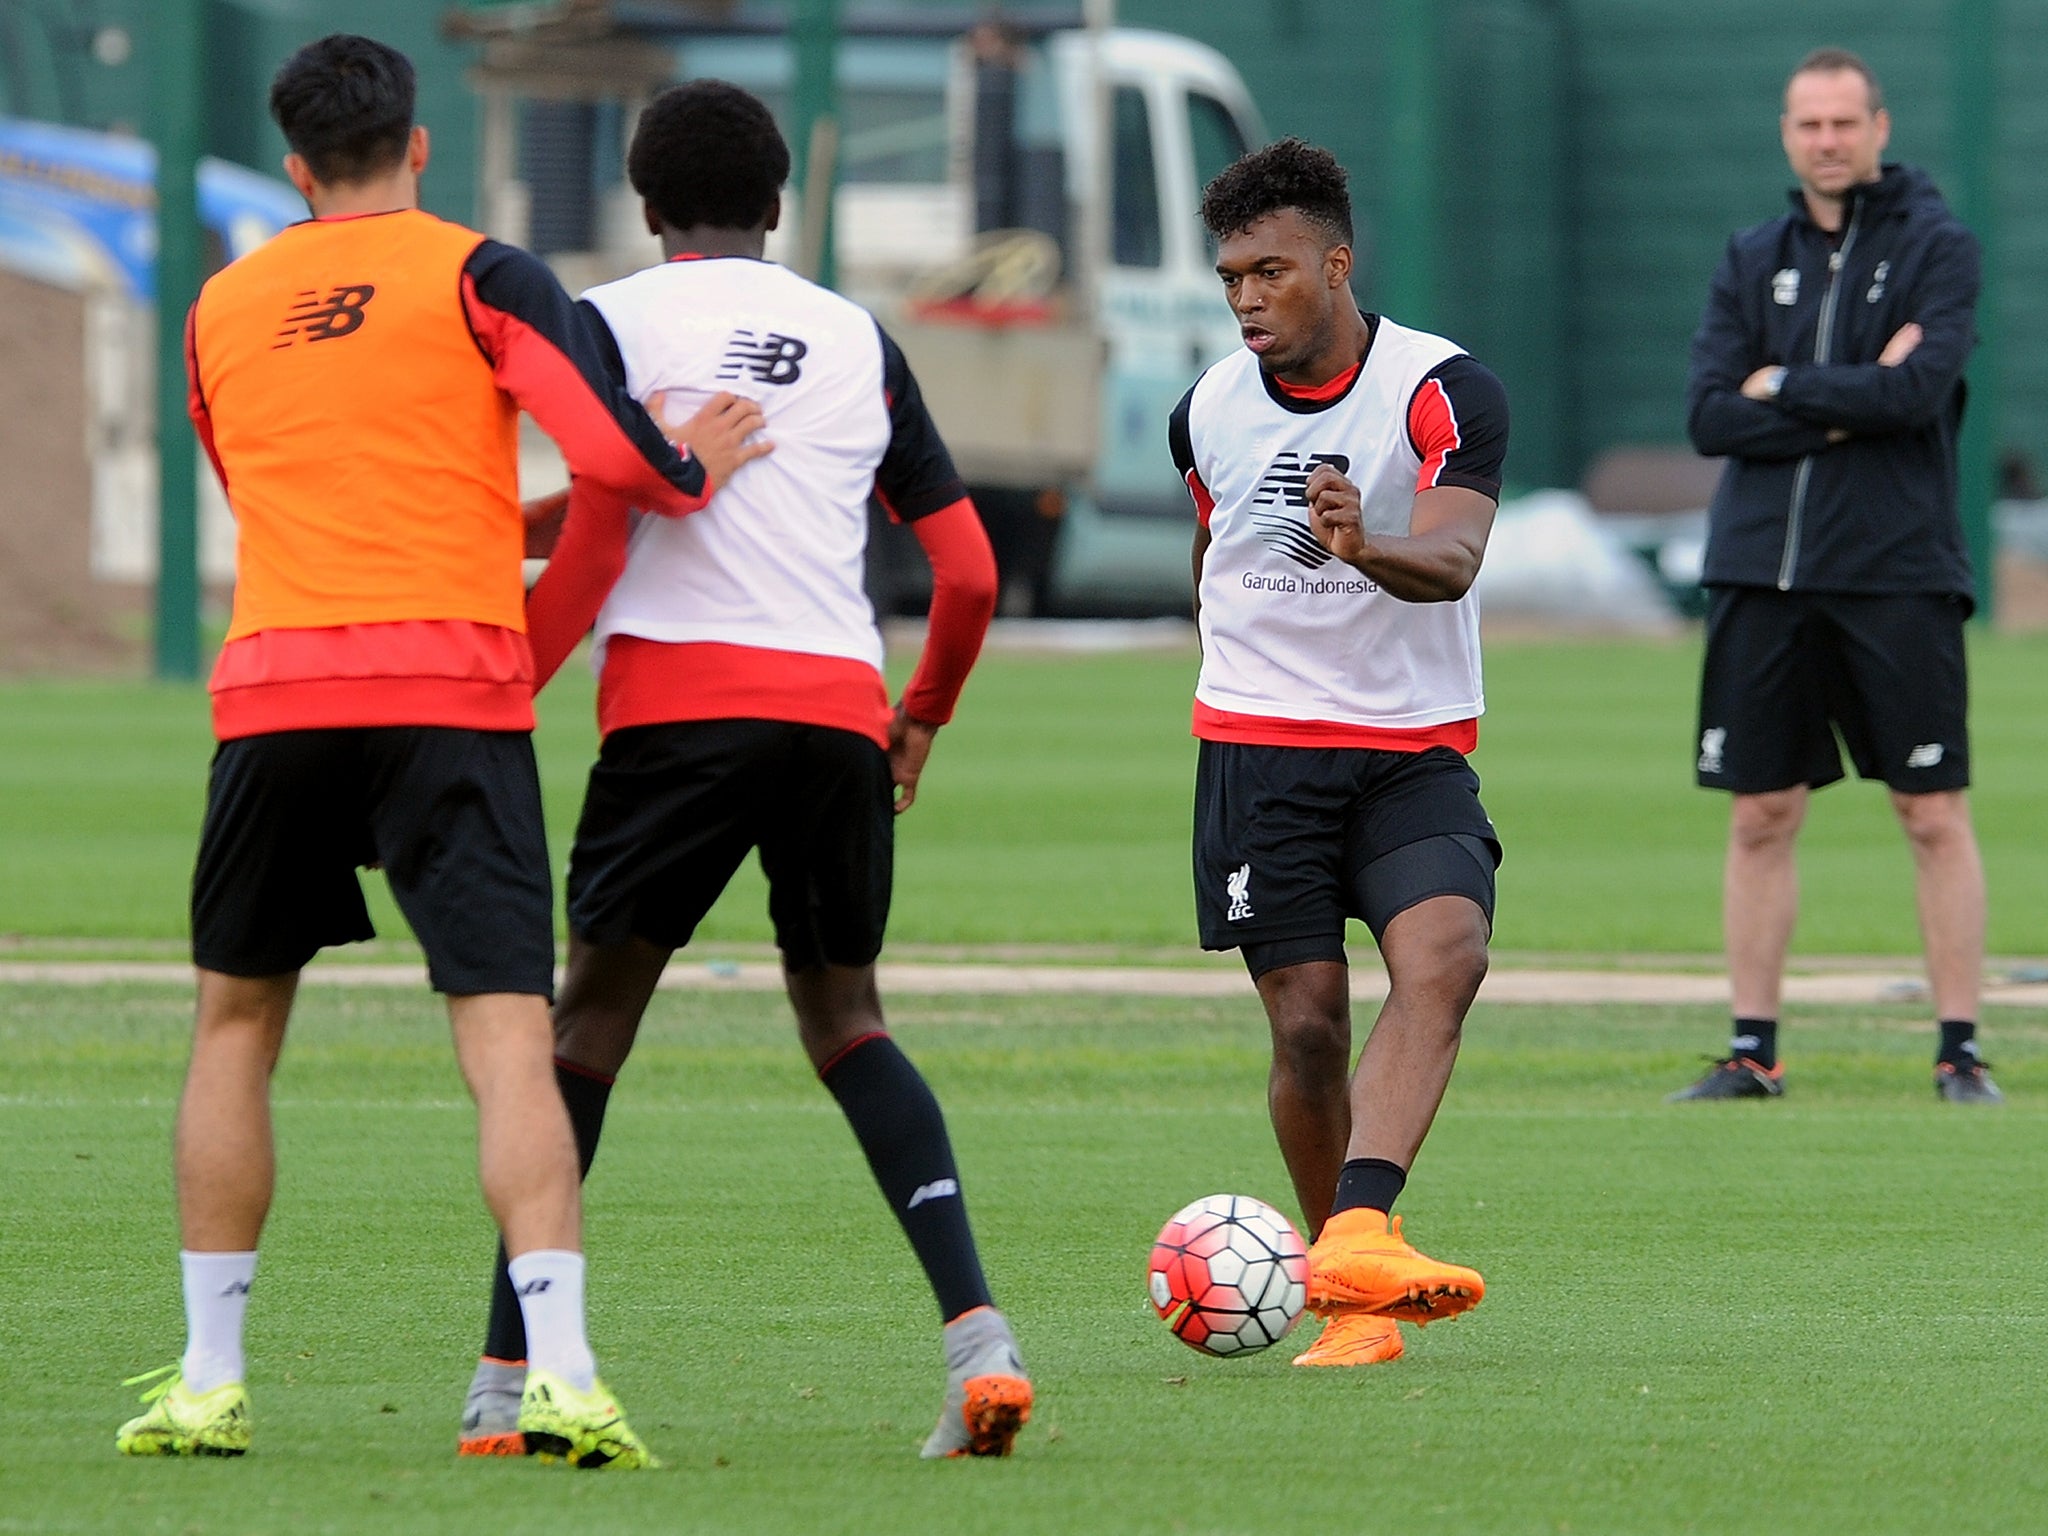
left=1148, top=1194, right=1309, bottom=1356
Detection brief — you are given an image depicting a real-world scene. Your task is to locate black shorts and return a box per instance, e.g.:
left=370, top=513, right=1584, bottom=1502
left=1192, top=740, right=1502, bottom=958
left=1696, top=587, right=1971, bottom=795
left=566, top=719, right=894, bottom=970
left=191, top=727, right=555, bottom=995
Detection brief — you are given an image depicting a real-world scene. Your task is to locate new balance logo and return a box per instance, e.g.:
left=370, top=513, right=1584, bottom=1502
left=273, top=283, right=375, bottom=348
left=1249, top=451, right=1350, bottom=568
left=717, top=329, right=808, bottom=384
left=516, top=1278, right=553, bottom=1297
left=907, top=1178, right=959, bottom=1209
left=1225, top=863, right=1254, bottom=922
left=221, top=1279, right=252, bottom=1297
left=1698, top=727, right=1727, bottom=775
left=1905, top=742, right=1945, bottom=769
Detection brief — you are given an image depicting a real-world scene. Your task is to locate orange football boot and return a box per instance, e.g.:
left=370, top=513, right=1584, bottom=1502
left=1306, top=1209, right=1484, bottom=1324
left=1291, top=1311, right=1404, bottom=1367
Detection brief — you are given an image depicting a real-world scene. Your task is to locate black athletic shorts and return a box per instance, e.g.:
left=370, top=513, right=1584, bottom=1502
left=566, top=719, right=894, bottom=969
left=1192, top=740, right=1502, bottom=962
left=190, top=727, right=555, bottom=995
left=1696, top=587, right=1971, bottom=795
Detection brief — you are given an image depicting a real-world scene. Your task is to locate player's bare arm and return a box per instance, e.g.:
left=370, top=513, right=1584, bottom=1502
left=521, top=488, right=570, bottom=558
left=1305, top=464, right=1494, bottom=602
left=1190, top=523, right=1212, bottom=630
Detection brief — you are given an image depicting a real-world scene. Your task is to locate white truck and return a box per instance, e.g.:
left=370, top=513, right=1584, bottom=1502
left=457, top=4, right=1265, bottom=613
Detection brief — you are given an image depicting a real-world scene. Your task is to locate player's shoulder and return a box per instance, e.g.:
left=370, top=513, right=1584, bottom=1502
left=1184, top=349, right=1260, bottom=416
left=461, top=233, right=554, bottom=291
left=589, top=257, right=876, bottom=339
left=1372, top=315, right=1468, bottom=367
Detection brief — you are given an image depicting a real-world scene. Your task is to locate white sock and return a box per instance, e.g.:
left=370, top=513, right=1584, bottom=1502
left=179, top=1250, right=257, bottom=1395
left=507, top=1249, right=596, bottom=1392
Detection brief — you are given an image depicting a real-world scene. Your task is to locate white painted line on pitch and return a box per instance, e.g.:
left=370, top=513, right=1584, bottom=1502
left=6, top=959, right=2048, bottom=1007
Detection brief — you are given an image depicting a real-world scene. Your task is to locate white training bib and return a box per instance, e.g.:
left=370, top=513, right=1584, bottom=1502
left=1187, top=319, right=1484, bottom=730
left=583, top=257, right=892, bottom=671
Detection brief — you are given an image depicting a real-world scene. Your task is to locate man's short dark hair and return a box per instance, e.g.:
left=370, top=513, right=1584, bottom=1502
left=269, top=34, right=416, bottom=185
left=1198, top=137, right=1353, bottom=249
left=629, top=80, right=790, bottom=232
left=1789, top=47, right=1884, bottom=113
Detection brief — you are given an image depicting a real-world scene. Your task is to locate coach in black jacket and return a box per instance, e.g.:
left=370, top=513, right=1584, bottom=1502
left=1673, top=47, right=2000, bottom=1105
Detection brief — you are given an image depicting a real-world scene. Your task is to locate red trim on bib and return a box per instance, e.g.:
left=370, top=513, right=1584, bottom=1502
left=1193, top=699, right=1476, bottom=753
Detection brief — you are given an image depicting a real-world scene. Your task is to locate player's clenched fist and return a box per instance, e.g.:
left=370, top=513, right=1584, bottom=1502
left=1306, top=462, right=1367, bottom=564
left=655, top=391, right=774, bottom=492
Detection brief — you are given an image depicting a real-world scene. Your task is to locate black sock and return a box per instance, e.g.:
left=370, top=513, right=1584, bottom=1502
left=820, top=1032, right=993, bottom=1323
left=481, top=1058, right=615, bottom=1363
left=1938, top=1019, right=1979, bottom=1066
left=1331, top=1157, right=1407, bottom=1219
left=1730, top=1018, right=1778, bottom=1069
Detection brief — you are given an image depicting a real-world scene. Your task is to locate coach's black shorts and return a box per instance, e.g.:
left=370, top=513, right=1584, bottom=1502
left=1696, top=587, right=1971, bottom=795
left=566, top=719, right=894, bottom=970
left=1192, top=740, right=1502, bottom=960
left=191, top=727, right=555, bottom=995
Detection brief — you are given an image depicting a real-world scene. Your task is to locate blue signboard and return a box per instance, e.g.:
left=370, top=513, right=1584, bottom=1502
left=0, top=116, right=304, bottom=301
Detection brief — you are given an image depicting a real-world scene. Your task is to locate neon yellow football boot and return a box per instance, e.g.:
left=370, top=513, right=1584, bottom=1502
left=517, top=1368, right=657, bottom=1469
left=115, top=1365, right=251, bottom=1457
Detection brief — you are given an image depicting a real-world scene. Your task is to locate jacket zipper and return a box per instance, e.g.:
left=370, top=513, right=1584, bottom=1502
left=1777, top=205, right=1861, bottom=590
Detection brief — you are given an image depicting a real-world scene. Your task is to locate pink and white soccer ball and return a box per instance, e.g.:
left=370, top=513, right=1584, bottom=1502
left=1148, top=1193, right=1309, bottom=1356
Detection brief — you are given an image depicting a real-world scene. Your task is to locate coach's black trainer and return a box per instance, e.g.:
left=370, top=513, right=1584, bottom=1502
left=1666, top=1056, right=1784, bottom=1102
left=1935, top=1058, right=2004, bottom=1104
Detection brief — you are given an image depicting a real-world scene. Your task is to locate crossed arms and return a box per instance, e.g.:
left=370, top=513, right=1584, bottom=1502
left=1686, top=225, right=1979, bottom=462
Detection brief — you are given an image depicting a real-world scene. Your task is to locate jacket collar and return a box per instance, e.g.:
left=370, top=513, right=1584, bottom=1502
left=1784, top=162, right=1922, bottom=229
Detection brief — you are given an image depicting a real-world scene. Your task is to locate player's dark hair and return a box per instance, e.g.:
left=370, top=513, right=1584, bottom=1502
left=628, top=80, right=791, bottom=232
left=1789, top=46, right=1884, bottom=113
left=269, top=34, right=416, bottom=185
left=1199, top=137, right=1354, bottom=249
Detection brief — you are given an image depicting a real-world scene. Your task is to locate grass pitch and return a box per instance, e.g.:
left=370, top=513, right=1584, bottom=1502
left=8, top=982, right=2046, bottom=1534
left=5, top=632, right=2048, bottom=956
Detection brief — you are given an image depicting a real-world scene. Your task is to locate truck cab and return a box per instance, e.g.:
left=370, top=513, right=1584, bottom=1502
left=457, top=6, right=1264, bottom=613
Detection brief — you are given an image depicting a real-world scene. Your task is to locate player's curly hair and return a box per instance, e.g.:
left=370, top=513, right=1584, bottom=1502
left=1199, top=137, right=1353, bottom=249
left=629, top=80, right=791, bottom=232
left=269, top=34, right=415, bottom=186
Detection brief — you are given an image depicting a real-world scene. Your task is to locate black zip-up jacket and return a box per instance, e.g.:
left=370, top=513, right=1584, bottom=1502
left=1686, top=162, right=1978, bottom=605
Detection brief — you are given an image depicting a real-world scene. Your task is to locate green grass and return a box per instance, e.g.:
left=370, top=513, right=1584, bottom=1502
left=5, top=632, right=2048, bottom=955
left=7, top=983, right=2046, bottom=1533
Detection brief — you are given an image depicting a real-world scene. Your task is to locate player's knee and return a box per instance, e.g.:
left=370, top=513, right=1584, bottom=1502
left=552, top=1006, right=639, bottom=1079
left=1383, top=895, right=1489, bottom=1001
left=1402, top=926, right=1489, bottom=1020
left=1438, top=923, right=1491, bottom=1004
left=1730, top=789, right=1805, bottom=849
left=1270, top=1006, right=1349, bottom=1082
left=1891, top=788, right=1971, bottom=850
left=789, top=965, right=888, bottom=1068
